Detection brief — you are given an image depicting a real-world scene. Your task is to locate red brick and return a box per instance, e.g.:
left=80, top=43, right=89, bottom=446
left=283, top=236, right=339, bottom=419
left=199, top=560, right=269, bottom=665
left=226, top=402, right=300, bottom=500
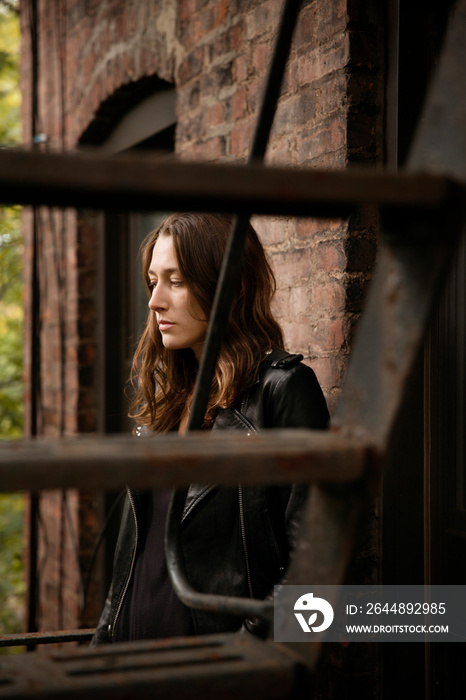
left=312, top=281, right=346, bottom=312
left=297, top=35, right=349, bottom=85
left=230, top=116, right=254, bottom=156
left=271, top=288, right=290, bottom=319
left=246, top=75, right=263, bottom=114
left=178, top=46, right=204, bottom=84
left=190, top=135, right=227, bottom=160
left=211, top=0, right=229, bottom=30
left=308, top=355, right=348, bottom=394
left=289, top=283, right=312, bottom=316
left=266, top=136, right=292, bottom=165
left=206, top=101, right=224, bottom=128
left=314, top=317, right=346, bottom=352
left=297, top=115, right=346, bottom=162
left=246, top=0, right=279, bottom=41
left=257, top=217, right=288, bottom=246
left=177, top=83, right=201, bottom=113
left=295, top=217, right=346, bottom=240
left=316, top=240, right=346, bottom=272
left=208, top=24, right=243, bottom=63
left=252, top=41, right=272, bottom=74
left=281, top=320, right=314, bottom=355
left=180, top=0, right=196, bottom=22
left=294, top=3, right=318, bottom=48
left=230, top=86, right=248, bottom=120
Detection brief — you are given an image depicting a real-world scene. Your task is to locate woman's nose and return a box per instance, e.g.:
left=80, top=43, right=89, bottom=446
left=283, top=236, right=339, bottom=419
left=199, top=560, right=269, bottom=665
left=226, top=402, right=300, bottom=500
left=148, top=284, right=167, bottom=311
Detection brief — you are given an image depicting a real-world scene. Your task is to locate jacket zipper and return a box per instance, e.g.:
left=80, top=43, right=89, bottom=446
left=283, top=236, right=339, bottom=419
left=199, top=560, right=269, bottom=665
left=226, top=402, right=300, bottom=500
left=238, top=483, right=254, bottom=599
left=110, top=488, right=139, bottom=640
left=266, top=509, right=285, bottom=575
left=236, top=407, right=257, bottom=599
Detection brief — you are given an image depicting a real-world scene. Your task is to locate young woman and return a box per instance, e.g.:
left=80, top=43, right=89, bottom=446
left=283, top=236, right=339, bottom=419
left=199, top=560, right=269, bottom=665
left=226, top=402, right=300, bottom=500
left=91, top=212, right=329, bottom=644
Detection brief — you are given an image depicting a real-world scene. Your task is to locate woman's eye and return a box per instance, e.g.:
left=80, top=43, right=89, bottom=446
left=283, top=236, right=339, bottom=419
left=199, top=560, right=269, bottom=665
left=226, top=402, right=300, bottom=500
left=171, top=279, right=183, bottom=287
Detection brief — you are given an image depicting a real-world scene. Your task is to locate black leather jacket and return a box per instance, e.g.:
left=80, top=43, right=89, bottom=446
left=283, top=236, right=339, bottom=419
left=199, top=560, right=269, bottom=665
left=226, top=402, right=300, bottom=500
left=91, top=349, right=329, bottom=645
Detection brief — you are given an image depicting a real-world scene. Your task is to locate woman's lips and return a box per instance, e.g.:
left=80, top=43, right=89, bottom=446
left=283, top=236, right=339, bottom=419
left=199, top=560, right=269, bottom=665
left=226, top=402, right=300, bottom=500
left=158, top=320, right=175, bottom=331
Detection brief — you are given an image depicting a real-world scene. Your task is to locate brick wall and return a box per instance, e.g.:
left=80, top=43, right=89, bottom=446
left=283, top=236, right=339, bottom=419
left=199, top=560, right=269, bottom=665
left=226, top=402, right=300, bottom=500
left=20, top=0, right=382, bottom=686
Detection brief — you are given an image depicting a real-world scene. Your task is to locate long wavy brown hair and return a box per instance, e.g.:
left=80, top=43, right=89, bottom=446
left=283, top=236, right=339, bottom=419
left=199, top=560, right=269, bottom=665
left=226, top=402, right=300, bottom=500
left=129, top=212, right=284, bottom=432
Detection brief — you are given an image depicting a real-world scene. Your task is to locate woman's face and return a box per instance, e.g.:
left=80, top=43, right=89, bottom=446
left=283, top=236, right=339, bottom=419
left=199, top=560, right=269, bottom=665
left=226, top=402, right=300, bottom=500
left=148, top=234, right=208, bottom=359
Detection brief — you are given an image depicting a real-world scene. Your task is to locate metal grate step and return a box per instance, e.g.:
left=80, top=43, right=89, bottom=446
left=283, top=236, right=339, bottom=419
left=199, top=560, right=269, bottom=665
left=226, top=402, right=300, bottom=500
left=0, top=633, right=303, bottom=700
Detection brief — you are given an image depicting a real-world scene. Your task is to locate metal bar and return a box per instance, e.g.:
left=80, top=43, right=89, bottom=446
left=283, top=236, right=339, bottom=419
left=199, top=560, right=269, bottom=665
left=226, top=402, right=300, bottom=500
left=165, top=496, right=273, bottom=619
left=0, top=148, right=459, bottom=216
left=0, top=431, right=367, bottom=492
left=0, top=629, right=94, bottom=648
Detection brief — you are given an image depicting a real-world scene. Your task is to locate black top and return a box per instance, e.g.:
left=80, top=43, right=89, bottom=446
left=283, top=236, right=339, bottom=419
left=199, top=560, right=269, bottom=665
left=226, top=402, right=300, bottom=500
left=113, top=489, right=194, bottom=641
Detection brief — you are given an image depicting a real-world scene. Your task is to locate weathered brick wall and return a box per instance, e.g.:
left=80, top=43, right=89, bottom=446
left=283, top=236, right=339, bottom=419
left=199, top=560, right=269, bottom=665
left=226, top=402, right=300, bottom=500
left=20, top=0, right=382, bottom=685
left=174, top=0, right=380, bottom=410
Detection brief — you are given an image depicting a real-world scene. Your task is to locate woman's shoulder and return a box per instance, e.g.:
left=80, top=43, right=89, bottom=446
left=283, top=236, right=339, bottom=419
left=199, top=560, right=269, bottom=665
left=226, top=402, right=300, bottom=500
left=259, top=348, right=318, bottom=386
left=263, top=348, right=305, bottom=370
left=252, top=348, right=330, bottom=430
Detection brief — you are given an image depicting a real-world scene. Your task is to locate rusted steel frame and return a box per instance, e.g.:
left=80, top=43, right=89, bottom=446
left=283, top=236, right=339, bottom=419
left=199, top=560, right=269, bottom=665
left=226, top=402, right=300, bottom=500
left=0, top=148, right=458, bottom=217
left=277, top=480, right=368, bottom=669
left=332, top=238, right=461, bottom=448
left=0, top=430, right=367, bottom=492
left=0, top=633, right=301, bottom=700
left=0, top=629, right=94, bottom=648
left=278, top=2, right=466, bottom=669
left=332, top=0, right=466, bottom=450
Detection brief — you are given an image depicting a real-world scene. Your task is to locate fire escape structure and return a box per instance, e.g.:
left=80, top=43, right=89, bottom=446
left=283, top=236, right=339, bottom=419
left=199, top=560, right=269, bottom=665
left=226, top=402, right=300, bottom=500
left=0, top=0, right=465, bottom=696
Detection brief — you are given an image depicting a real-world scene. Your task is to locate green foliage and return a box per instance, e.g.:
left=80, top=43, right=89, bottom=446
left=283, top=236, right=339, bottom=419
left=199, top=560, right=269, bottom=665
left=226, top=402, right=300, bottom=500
left=0, top=1, right=24, bottom=643
left=0, top=205, right=23, bottom=437
left=0, top=3, right=20, bottom=146
left=0, top=493, right=25, bottom=635
left=0, top=0, right=22, bottom=437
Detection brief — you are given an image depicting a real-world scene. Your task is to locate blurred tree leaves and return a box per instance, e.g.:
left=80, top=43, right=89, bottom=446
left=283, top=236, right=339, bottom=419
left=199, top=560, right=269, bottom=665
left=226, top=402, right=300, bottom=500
left=0, top=0, right=22, bottom=438
left=0, top=205, right=23, bottom=438
left=0, top=0, right=24, bottom=641
left=0, top=494, right=25, bottom=635
left=0, top=1, right=20, bottom=146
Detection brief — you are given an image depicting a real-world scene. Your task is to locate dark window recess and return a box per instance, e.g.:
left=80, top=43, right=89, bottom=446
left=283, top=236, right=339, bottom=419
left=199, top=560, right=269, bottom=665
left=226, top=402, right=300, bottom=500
left=89, top=84, right=176, bottom=600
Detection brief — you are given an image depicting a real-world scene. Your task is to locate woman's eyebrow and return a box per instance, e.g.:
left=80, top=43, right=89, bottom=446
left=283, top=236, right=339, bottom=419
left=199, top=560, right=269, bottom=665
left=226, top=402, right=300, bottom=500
left=148, top=266, right=179, bottom=276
